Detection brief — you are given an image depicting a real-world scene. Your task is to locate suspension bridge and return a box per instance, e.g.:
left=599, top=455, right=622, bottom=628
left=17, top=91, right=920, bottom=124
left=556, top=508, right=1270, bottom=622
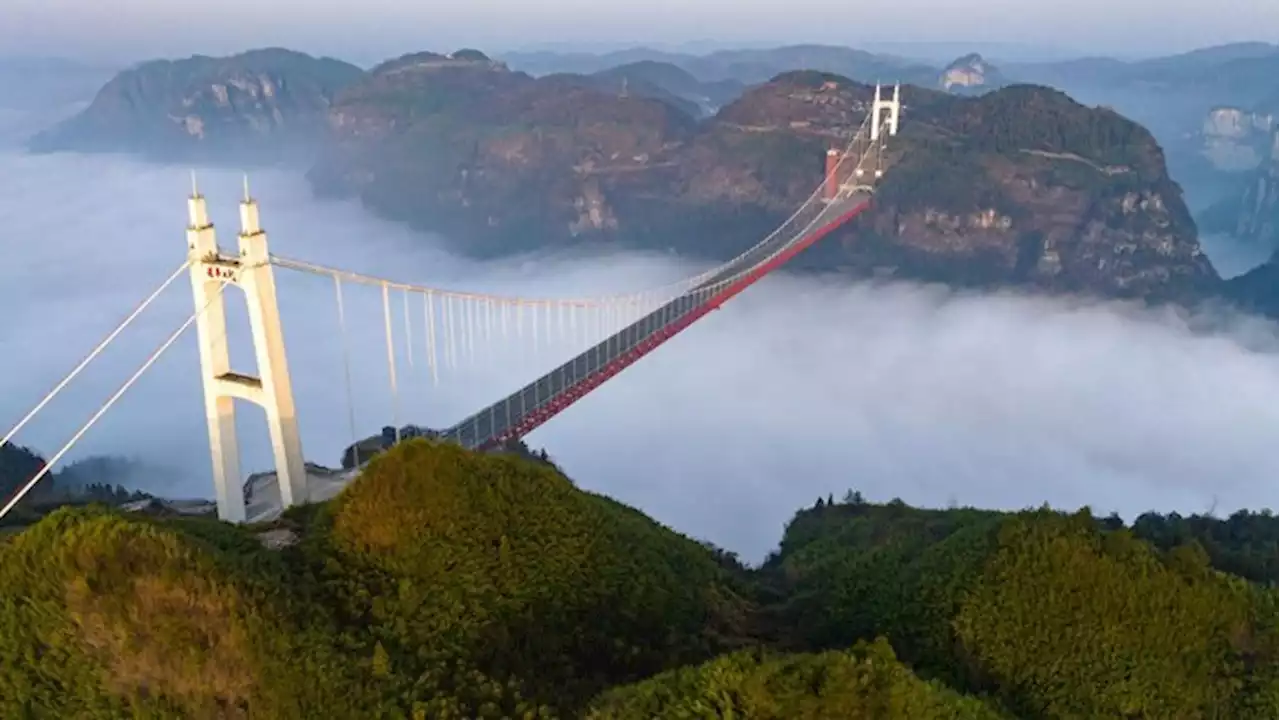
left=0, top=84, right=903, bottom=525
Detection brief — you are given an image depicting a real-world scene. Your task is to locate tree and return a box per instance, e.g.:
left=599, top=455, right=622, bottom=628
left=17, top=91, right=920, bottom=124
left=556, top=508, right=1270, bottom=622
left=587, top=639, right=1003, bottom=719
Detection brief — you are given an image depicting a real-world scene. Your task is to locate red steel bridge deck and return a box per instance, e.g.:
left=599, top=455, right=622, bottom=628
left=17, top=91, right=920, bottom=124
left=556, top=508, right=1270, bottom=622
left=439, top=190, right=873, bottom=451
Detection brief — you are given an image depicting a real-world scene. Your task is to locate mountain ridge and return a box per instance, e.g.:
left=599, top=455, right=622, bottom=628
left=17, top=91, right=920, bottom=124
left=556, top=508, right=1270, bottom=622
left=24, top=44, right=1278, bottom=313
left=27, top=47, right=364, bottom=164
left=310, top=58, right=1218, bottom=304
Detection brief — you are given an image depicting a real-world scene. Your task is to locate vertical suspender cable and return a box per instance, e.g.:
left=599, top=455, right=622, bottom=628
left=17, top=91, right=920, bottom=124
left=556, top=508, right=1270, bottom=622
left=484, top=299, right=494, bottom=366
left=460, top=297, right=469, bottom=366
left=449, top=295, right=459, bottom=370
left=424, top=292, right=439, bottom=386
left=456, top=298, right=463, bottom=368
left=466, top=298, right=476, bottom=364
left=531, top=301, right=539, bottom=356
left=438, top=294, right=448, bottom=371
left=333, top=276, right=358, bottom=462
left=381, top=282, right=400, bottom=444
left=458, top=297, right=468, bottom=367
left=515, top=302, right=523, bottom=367
left=544, top=302, right=552, bottom=348
left=442, top=294, right=454, bottom=370
left=402, top=289, right=414, bottom=371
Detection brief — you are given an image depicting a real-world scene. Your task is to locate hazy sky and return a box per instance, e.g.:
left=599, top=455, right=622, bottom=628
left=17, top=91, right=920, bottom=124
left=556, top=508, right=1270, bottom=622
left=0, top=145, right=1275, bottom=562
left=2, top=0, right=1277, bottom=65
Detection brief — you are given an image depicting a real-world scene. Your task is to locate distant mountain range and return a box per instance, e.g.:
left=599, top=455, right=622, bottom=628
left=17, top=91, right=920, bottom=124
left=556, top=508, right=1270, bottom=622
left=25, top=48, right=362, bottom=165
left=496, top=41, right=1279, bottom=287
left=501, top=44, right=1277, bottom=178
left=500, top=44, right=942, bottom=87
left=17, top=41, right=1279, bottom=317
left=999, top=44, right=1278, bottom=205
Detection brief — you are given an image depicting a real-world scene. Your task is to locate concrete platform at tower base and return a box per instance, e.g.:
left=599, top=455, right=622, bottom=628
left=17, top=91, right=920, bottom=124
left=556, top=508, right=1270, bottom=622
left=244, top=464, right=360, bottom=523
left=117, top=465, right=360, bottom=524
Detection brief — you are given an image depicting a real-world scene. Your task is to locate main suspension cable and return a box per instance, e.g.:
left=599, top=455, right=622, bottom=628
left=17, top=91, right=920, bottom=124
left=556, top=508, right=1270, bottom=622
left=0, top=279, right=228, bottom=522
left=0, top=260, right=190, bottom=453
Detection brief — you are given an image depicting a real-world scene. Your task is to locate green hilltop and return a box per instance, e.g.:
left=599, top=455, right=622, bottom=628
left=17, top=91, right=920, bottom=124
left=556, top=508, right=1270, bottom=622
left=1, top=440, right=1275, bottom=718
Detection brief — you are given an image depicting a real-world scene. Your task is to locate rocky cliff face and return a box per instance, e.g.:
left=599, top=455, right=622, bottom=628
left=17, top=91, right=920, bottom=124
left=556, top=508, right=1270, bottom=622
left=28, top=48, right=364, bottom=164
left=1199, top=106, right=1277, bottom=172
left=938, top=54, right=1005, bottom=94
left=1197, top=133, right=1279, bottom=263
left=311, top=61, right=1218, bottom=303
left=1218, top=135, right=1280, bottom=315
left=1229, top=151, right=1277, bottom=245
left=812, top=85, right=1216, bottom=302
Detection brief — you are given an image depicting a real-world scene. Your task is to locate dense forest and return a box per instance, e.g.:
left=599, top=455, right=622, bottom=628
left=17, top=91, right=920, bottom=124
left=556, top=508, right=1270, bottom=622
left=0, top=439, right=1275, bottom=717
left=877, top=84, right=1189, bottom=230
left=0, top=444, right=152, bottom=531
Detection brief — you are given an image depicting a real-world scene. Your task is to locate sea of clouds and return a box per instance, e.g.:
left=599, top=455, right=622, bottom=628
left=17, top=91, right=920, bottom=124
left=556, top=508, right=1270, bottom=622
left=0, top=147, right=1274, bottom=562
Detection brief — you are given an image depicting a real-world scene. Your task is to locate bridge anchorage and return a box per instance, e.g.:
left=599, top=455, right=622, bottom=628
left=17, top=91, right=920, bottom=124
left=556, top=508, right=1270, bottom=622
left=0, top=84, right=902, bottom=527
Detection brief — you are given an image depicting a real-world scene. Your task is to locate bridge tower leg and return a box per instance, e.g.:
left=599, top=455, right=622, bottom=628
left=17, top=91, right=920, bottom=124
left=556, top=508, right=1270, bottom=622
left=870, top=83, right=902, bottom=141
left=888, top=83, right=901, bottom=136
left=236, top=182, right=308, bottom=513
left=187, top=184, right=245, bottom=522
left=186, top=179, right=307, bottom=523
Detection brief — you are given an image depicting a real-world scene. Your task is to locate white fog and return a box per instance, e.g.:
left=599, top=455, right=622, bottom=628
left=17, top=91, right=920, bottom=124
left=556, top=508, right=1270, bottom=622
left=0, top=145, right=1275, bottom=562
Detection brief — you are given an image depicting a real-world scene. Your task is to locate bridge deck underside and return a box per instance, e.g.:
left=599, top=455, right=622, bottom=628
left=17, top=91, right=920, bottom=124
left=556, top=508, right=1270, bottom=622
left=442, top=191, right=872, bottom=451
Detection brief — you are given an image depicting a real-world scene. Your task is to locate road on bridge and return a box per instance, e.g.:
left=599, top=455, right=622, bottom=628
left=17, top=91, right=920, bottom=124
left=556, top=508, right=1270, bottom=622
left=443, top=189, right=874, bottom=451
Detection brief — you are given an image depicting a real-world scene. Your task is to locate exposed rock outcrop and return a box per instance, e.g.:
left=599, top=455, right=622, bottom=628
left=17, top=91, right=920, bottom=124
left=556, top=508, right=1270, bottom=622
left=1199, top=106, right=1277, bottom=172
left=939, top=53, right=1006, bottom=94
left=819, top=85, right=1214, bottom=302
left=28, top=48, right=364, bottom=164
left=1197, top=130, right=1279, bottom=260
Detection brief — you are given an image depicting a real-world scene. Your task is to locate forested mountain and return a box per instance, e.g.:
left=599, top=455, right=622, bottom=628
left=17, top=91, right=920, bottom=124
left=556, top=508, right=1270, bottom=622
left=0, top=444, right=154, bottom=530
left=311, top=58, right=1217, bottom=304
left=1, top=440, right=1274, bottom=717
left=28, top=48, right=364, bottom=164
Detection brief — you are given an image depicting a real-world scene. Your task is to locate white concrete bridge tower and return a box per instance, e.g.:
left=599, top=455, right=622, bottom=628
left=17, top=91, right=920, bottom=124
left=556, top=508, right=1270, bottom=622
left=186, top=178, right=307, bottom=522
left=870, top=83, right=902, bottom=141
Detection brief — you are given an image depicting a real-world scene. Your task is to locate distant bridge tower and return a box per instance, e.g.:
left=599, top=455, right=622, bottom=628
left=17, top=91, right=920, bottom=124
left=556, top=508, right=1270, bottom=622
left=186, top=178, right=306, bottom=523
left=870, top=83, right=901, bottom=141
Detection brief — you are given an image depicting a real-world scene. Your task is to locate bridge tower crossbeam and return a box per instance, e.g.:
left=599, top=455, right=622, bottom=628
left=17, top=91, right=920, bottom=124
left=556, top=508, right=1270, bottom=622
left=187, top=178, right=306, bottom=523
